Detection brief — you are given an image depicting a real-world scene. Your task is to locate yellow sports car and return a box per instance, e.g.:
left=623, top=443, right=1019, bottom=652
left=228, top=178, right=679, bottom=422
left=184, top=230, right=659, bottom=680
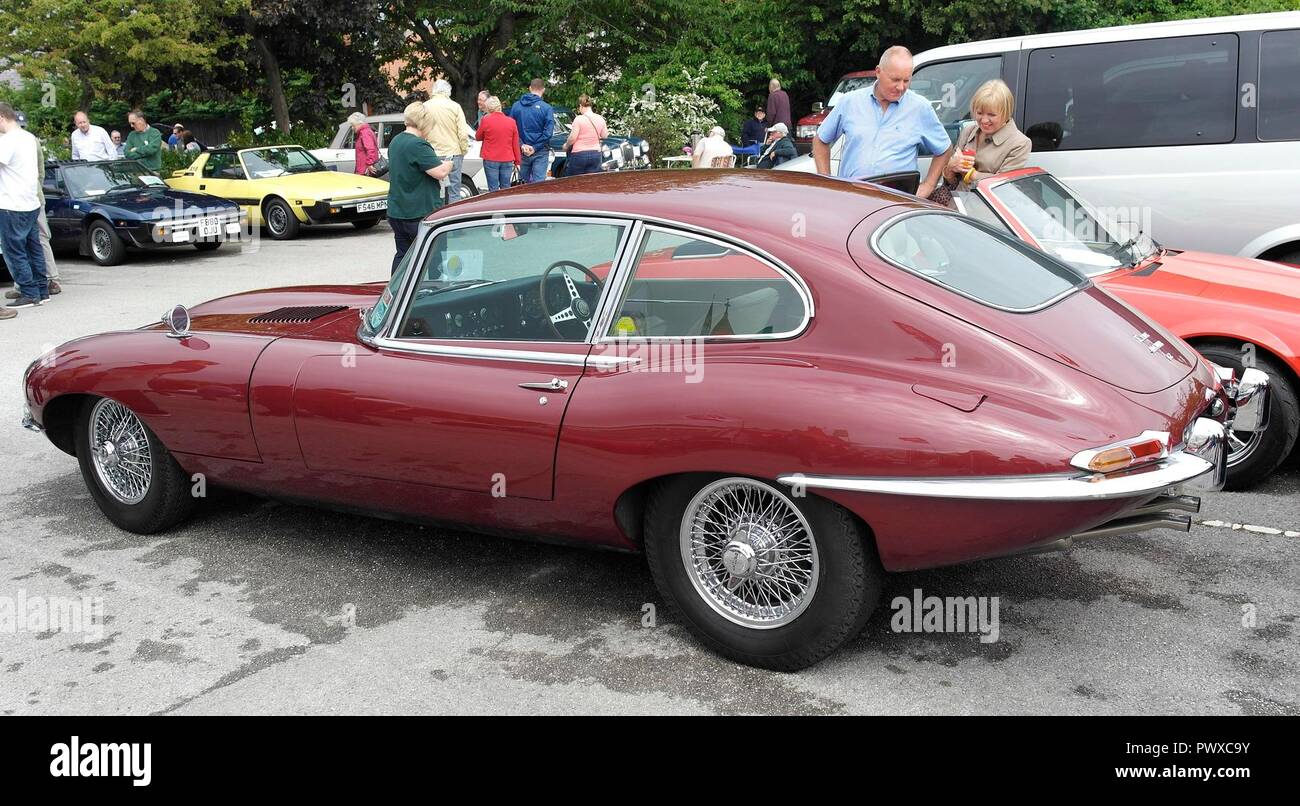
left=167, top=145, right=390, bottom=240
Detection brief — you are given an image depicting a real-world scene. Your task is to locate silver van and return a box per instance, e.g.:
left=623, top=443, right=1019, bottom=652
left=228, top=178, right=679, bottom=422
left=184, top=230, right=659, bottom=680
left=779, top=11, right=1300, bottom=261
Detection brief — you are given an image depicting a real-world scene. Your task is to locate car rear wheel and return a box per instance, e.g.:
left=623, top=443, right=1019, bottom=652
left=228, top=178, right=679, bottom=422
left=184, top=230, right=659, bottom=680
left=263, top=198, right=300, bottom=240
left=87, top=220, right=125, bottom=266
left=74, top=397, right=196, bottom=533
left=1197, top=343, right=1300, bottom=489
left=644, top=474, right=883, bottom=671
left=351, top=219, right=380, bottom=230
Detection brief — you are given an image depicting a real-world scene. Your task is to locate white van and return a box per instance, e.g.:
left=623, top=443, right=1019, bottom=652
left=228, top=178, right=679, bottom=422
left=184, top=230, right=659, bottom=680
left=780, top=11, right=1300, bottom=261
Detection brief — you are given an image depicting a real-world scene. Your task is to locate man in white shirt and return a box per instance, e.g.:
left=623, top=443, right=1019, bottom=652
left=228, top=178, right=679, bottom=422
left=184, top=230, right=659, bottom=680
left=691, top=126, right=735, bottom=168
left=70, top=111, right=117, bottom=161
left=0, top=103, right=49, bottom=311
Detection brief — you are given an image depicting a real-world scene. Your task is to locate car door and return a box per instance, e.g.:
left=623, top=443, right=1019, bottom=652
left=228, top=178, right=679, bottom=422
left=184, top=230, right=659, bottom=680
left=290, top=216, right=634, bottom=500
left=189, top=151, right=257, bottom=220
left=43, top=165, right=79, bottom=247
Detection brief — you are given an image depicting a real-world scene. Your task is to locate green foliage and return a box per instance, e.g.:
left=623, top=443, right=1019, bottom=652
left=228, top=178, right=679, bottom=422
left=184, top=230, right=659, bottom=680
left=0, top=0, right=247, bottom=107
left=605, top=66, right=725, bottom=160
left=161, top=149, right=199, bottom=177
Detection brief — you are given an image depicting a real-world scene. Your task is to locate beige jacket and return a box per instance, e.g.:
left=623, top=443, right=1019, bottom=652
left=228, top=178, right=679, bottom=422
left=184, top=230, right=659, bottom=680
left=953, top=119, right=1031, bottom=189
left=422, top=95, right=472, bottom=157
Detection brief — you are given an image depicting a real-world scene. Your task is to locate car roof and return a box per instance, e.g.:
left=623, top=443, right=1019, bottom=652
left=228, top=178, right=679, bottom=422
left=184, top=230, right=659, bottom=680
left=425, top=170, right=918, bottom=252
left=917, top=10, right=1300, bottom=61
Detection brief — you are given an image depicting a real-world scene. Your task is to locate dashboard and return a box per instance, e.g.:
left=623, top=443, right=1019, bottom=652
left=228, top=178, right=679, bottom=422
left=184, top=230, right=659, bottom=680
left=396, top=275, right=601, bottom=341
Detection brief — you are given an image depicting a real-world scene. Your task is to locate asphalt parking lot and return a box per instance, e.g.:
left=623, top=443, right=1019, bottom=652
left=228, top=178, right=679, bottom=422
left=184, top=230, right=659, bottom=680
left=2, top=223, right=1298, bottom=715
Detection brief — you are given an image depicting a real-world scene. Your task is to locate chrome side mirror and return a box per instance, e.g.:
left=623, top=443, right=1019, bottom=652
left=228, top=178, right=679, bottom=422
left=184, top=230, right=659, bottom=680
left=162, top=304, right=191, bottom=338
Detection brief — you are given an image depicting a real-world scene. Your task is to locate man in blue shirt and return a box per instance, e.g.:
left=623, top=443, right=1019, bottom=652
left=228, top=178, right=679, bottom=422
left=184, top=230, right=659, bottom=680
left=813, top=46, right=950, bottom=199
left=509, top=79, right=555, bottom=184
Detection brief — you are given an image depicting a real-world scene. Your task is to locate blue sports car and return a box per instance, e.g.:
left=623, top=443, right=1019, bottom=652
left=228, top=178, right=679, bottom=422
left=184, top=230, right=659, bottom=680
left=41, top=159, right=245, bottom=266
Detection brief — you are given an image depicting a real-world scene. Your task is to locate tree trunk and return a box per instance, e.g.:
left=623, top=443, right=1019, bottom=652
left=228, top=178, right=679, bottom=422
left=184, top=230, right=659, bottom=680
left=77, top=75, right=94, bottom=113
left=253, top=35, right=291, bottom=133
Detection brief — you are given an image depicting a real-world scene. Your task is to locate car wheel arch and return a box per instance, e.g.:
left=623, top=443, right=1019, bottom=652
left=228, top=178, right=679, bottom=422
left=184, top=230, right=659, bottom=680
left=39, top=393, right=95, bottom=456
left=78, top=213, right=116, bottom=255
left=614, top=472, right=877, bottom=555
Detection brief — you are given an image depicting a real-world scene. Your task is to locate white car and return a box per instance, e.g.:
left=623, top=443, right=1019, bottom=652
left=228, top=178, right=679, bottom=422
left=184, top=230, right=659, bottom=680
left=312, top=114, right=488, bottom=200
left=780, top=10, right=1300, bottom=262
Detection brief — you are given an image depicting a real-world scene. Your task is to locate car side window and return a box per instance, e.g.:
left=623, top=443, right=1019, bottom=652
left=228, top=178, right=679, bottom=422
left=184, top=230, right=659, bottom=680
left=953, top=192, right=1012, bottom=234
left=606, top=229, right=809, bottom=339
left=1259, top=29, right=1300, bottom=141
left=910, top=57, right=1003, bottom=144
left=1024, top=34, right=1238, bottom=151
left=380, top=123, right=402, bottom=148
left=394, top=220, right=627, bottom=342
left=203, top=152, right=244, bottom=180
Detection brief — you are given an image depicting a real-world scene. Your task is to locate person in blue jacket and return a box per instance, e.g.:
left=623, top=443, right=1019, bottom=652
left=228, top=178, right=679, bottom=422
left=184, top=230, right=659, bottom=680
left=509, top=79, right=554, bottom=184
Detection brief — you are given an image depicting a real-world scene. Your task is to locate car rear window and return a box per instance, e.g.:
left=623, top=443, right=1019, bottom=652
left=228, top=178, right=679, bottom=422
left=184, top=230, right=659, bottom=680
left=873, top=212, right=1088, bottom=312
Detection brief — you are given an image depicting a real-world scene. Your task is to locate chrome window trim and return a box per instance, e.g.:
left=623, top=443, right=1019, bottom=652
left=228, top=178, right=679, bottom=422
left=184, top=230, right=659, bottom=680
left=381, top=214, right=635, bottom=346
left=595, top=222, right=813, bottom=343
left=416, top=206, right=816, bottom=320
left=368, top=337, right=638, bottom=368
left=868, top=207, right=1089, bottom=314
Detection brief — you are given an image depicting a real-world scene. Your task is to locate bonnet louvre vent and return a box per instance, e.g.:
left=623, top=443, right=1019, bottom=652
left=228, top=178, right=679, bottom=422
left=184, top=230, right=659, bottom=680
left=249, top=305, right=347, bottom=324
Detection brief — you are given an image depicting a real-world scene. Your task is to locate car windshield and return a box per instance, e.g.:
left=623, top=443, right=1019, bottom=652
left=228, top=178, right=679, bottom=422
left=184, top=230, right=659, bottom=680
left=988, top=173, right=1160, bottom=275
left=874, top=212, right=1088, bottom=312
left=553, top=110, right=573, bottom=132
left=241, top=147, right=325, bottom=178
left=827, top=76, right=875, bottom=107
left=61, top=161, right=164, bottom=197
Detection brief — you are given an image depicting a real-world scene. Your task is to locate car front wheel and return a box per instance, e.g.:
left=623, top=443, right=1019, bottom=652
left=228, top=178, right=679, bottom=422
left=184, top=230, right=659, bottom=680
left=87, top=220, right=126, bottom=266
left=1198, top=343, right=1300, bottom=489
left=74, top=397, right=197, bottom=533
left=644, top=474, right=883, bottom=671
left=263, top=198, right=300, bottom=240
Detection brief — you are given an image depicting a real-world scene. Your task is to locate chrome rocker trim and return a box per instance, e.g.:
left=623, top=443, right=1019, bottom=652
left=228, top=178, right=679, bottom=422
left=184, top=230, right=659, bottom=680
left=778, top=418, right=1226, bottom=501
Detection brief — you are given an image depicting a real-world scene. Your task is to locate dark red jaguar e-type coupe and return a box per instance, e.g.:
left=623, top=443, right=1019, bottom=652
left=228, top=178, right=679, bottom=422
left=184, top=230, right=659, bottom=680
left=21, top=171, right=1269, bottom=670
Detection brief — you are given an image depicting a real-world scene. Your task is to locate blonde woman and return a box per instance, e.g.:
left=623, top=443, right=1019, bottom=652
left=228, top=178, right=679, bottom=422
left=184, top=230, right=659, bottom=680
left=940, top=79, right=1031, bottom=191
left=386, top=101, right=452, bottom=273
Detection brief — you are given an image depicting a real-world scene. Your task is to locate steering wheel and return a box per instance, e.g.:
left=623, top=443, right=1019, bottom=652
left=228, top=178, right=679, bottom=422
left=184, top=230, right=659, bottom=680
left=539, top=260, right=603, bottom=339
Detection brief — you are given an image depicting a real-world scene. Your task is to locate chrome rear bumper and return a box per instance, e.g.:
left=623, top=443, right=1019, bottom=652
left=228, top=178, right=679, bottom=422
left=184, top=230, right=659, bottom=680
left=778, top=417, right=1226, bottom=501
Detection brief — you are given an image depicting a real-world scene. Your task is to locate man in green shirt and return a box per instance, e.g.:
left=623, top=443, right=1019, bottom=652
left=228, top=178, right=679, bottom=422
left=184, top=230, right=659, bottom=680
left=386, top=102, right=451, bottom=274
left=123, top=109, right=162, bottom=172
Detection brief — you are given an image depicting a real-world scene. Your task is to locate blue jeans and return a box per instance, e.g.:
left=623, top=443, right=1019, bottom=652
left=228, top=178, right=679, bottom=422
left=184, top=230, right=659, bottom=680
left=0, top=208, right=48, bottom=299
left=483, top=160, right=514, bottom=192
left=447, top=154, right=464, bottom=199
left=564, top=149, right=603, bottom=176
left=520, top=149, right=549, bottom=183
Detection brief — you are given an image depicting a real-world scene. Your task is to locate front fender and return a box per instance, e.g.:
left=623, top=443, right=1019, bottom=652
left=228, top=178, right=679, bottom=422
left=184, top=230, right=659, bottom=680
left=25, top=330, right=274, bottom=462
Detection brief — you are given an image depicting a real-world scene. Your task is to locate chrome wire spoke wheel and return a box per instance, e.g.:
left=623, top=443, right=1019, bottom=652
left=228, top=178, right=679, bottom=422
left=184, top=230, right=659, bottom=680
left=680, top=478, right=819, bottom=629
left=1225, top=427, right=1262, bottom=467
left=89, top=398, right=153, bottom=505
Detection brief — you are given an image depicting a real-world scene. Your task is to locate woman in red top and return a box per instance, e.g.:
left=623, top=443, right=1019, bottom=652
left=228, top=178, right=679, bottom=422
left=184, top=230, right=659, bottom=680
left=349, top=112, right=380, bottom=176
left=474, top=96, right=521, bottom=192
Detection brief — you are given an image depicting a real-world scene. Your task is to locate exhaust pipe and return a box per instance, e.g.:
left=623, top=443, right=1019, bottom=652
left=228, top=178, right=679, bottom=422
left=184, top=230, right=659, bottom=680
left=1006, top=511, right=1193, bottom=558
left=1128, top=494, right=1200, bottom=517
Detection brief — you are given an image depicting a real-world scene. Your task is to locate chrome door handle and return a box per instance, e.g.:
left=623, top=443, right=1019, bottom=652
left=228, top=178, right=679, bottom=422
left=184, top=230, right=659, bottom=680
left=518, top=378, right=568, bottom=392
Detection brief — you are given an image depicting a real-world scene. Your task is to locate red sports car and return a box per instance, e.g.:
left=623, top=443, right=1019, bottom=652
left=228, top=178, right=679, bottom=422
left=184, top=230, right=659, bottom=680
left=21, top=171, right=1268, bottom=670
left=954, top=167, right=1299, bottom=488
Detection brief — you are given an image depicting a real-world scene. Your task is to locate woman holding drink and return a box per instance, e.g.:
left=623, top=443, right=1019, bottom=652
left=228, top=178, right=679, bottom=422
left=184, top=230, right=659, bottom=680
left=940, top=79, right=1032, bottom=192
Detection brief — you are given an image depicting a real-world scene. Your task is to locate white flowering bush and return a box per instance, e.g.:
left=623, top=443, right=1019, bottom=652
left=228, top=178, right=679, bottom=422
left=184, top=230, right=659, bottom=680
left=607, top=65, right=723, bottom=163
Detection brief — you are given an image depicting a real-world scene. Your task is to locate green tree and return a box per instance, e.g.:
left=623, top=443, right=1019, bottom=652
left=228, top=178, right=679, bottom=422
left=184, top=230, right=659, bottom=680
left=0, top=0, right=244, bottom=110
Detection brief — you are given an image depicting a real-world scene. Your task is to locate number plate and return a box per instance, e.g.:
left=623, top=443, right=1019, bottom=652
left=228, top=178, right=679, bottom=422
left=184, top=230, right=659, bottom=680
left=199, top=218, right=220, bottom=237
left=356, top=200, right=386, bottom=213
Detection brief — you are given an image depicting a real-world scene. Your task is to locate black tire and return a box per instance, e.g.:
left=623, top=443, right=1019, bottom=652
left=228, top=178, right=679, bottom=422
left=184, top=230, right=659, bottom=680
left=74, top=397, right=197, bottom=533
left=351, top=218, right=381, bottom=230
left=86, top=220, right=126, bottom=266
left=1197, top=343, right=1300, bottom=490
left=459, top=175, right=478, bottom=198
left=262, top=197, right=300, bottom=240
left=194, top=241, right=222, bottom=252
left=644, top=474, right=883, bottom=671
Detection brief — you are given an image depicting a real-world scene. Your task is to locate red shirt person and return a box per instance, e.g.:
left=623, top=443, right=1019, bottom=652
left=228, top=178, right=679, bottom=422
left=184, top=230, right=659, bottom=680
left=474, top=97, right=522, bottom=192
left=349, top=112, right=379, bottom=175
